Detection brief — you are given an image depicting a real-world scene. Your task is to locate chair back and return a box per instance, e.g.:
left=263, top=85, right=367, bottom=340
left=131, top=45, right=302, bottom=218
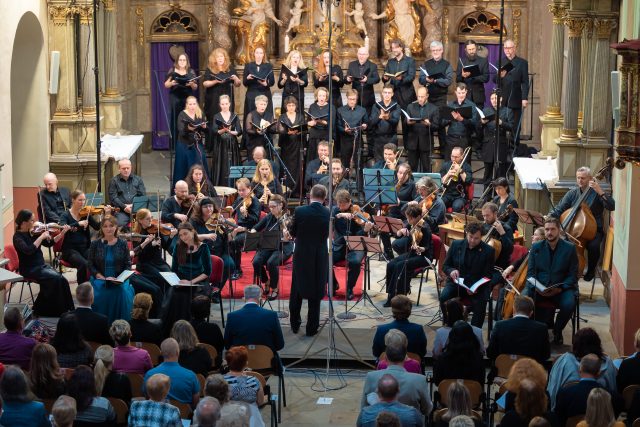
left=107, top=397, right=129, bottom=425
left=53, top=235, right=65, bottom=253
left=61, top=368, right=75, bottom=381
left=41, top=398, right=56, bottom=414
left=169, top=399, right=193, bottom=419
left=433, top=408, right=482, bottom=423
left=126, top=372, right=145, bottom=397
left=3, top=245, right=19, bottom=272
left=87, top=341, right=102, bottom=354
left=245, top=370, right=269, bottom=406
left=438, top=379, right=484, bottom=408
left=623, top=384, right=640, bottom=411
left=200, top=343, right=218, bottom=366
left=210, top=255, right=224, bottom=284
left=494, top=354, right=526, bottom=379
left=197, top=373, right=206, bottom=396
left=565, top=415, right=584, bottom=427
left=132, top=342, right=161, bottom=366
left=246, top=344, right=275, bottom=371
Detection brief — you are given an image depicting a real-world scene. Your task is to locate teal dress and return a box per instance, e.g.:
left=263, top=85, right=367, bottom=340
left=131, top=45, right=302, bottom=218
left=91, top=244, right=135, bottom=324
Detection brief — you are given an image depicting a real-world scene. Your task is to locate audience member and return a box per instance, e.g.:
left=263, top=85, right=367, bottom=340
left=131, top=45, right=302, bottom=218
left=29, top=343, right=66, bottom=399
left=528, top=417, right=551, bottom=427
left=372, top=295, right=427, bottom=360
left=73, top=282, right=112, bottom=345
left=375, top=411, right=402, bottom=427
left=144, top=338, right=200, bottom=406
left=500, top=379, right=559, bottom=427
left=0, top=306, right=36, bottom=370
left=503, top=358, right=549, bottom=412
left=205, top=374, right=230, bottom=405
left=377, top=329, right=422, bottom=373
left=361, top=330, right=432, bottom=416
left=0, top=365, right=50, bottom=427
left=616, top=327, right=640, bottom=393
left=432, top=299, right=484, bottom=358
left=110, top=319, right=153, bottom=374
left=450, top=415, right=476, bottom=427
left=67, top=365, right=116, bottom=424
left=94, top=344, right=132, bottom=403
left=171, top=319, right=214, bottom=376
left=128, top=373, right=182, bottom=427
left=224, top=285, right=285, bottom=352
left=52, top=395, right=76, bottom=427
left=218, top=401, right=251, bottom=427
left=223, top=346, right=266, bottom=427
left=556, top=354, right=605, bottom=426
left=193, top=396, right=222, bottom=427
left=547, top=328, right=617, bottom=409
left=576, top=388, right=625, bottom=427
left=433, top=321, right=485, bottom=386
left=191, top=295, right=224, bottom=367
left=487, top=295, right=550, bottom=363
left=435, top=382, right=481, bottom=427
left=129, top=292, right=164, bottom=346
left=357, top=374, right=424, bottom=427
left=51, top=312, right=93, bottom=368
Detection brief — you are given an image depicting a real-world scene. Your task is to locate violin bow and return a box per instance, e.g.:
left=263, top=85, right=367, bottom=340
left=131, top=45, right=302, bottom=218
left=156, top=190, right=161, bottom=240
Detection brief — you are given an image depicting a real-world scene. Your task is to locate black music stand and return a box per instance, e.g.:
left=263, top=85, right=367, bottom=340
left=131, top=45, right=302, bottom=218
left=336, top=236, right=385, bottom=318
left=228, top=166, right=256, bottom=187
left=85, top=192, right=105, bottom=206
left=132, top=196, right=163, bottom=214
left=373, top=216, right=404, bottom=236
left=513, top=208, right=545, bottom=227
left=362, top=169, right=396, bottom=206
left=243, top=231, right=286, bottom=316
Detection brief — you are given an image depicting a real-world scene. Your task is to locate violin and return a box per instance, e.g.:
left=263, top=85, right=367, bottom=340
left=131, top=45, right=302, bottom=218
left=421, top=193, right=436, bottom=213
left=122, top=232, right=148, bottom=242
left=205, top=213, right=237, bottom=234
left=409, top=219, right=425, bottom=253
left=31, top=222, right=75, bottom=236
left=79, top=205, right=120, bottom=218
left=350, top=205, right=373, bottom=226
left=147, top=219, right=176, bottom=236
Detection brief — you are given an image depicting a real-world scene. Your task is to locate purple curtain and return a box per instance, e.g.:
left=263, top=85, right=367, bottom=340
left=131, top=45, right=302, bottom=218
left=151, top=42, right=200, bottom=150
left=457, top=43, right=502, bottom=107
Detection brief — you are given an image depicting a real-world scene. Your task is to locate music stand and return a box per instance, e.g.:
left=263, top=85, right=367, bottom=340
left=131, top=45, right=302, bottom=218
left=373, top=216, right=404, bottom=235
left=132, top=196, right=163, bottom=214
left=228, top=166, right=256, bottom=187
left=85, top=192, right=104, bottom=206
left=336, top=236, right=385, bottom=318
left=513, top=208, right=545, bottom=227
left=243, top=231, right=286, bottom=316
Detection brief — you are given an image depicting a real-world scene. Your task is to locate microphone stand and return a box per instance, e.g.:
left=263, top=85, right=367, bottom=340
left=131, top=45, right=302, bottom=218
left=493, top=0, right=506, bottom=181
left=262, top=131, right=297, bottom=192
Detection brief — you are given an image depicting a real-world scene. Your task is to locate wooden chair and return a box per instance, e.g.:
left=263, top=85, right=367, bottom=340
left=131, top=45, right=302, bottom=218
left=126, top=372, right=145, bottom=398
left=169, top=399, right=193, bottom=420
left=245, top=370, right=277, bottom=427
left=200, top=343, right=219, bottom=369
left=3, top=244, right=35, bottom=305
left=197, top=373, right=206, bottom=397
left=437, top=379, right=484, bottom=409
left=433, top=408, right=482, bottom=423
left=132, top=342, right=161, bottom=366
left=246, top=344, right=286, bottom=423
left=623, top=384, right=640, bottom=411
left=565, top=415, right=585, bottom=427
left=416, top=235, right=444, bottom=307
left=107, top=397, right=129, bottom=425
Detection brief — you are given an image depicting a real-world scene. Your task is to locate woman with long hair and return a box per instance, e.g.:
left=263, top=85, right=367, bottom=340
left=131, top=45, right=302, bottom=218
left=313, top=50, right=343, bottom=109
left=436, top=382, right=480, bottom=427
left=278, top=49, right=308, bottom=111
left=165, top=52, right=198, bottom=156
left=171, top=320, right=214, bottom=375
left=0, top=366, right=50, bottom=426
left=500, top=379, right=558, bottom=427
left=29, top=343, right=66, bottom=399
left=503, top=358, right=549, bottom=412
left=174, top=96, right=209, bottom=187
left=432, top=299, right=485, bottom=358
left=51, top=313, right=93, bottom=368
left=94, top=344, right=132, bottom=403
left=578, top=388, right=624, bottom=427
left=211, top=94, right=242, bottom=186
left=67, top=365, right=116, bottom=424
left=203, top=48, right=240, bottom=120
left=185, top=163, right=218, bottom=201
left=252, top=158, right=282, bottom=208
left=129, top=292, right=164, bottom=346
left=433, top=320, right=485, bottom=385
left=277, top=96, right=305, bottom=192
left=306, top=87, right=335, bottom=162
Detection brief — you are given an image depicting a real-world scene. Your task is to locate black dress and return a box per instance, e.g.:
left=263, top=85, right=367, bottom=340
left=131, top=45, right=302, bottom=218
left=306, top=102, right=334, bottom=162
left=242, top=62, right=275, bottom=120
left=129, top=318, right=164, bottom=346
left=277, top=66, right=308, bottom=110
left=252, top=180, right=282, bottom=210
left=211, top=112, right=242, bottom=186
left=191, top=319, right=224, bottom=367
left=174, top=111, right=210, bottom=187
left=244, top=109, right=275, bottom=158
left=59, top=211, right=100, bottom=284
left=166, top=68, right=197, bottom=149
left=203, top=68, right=236, bottom=121
left=313, top=65, right=344, bottom=109
left=277, top=111, right=305, bottom=191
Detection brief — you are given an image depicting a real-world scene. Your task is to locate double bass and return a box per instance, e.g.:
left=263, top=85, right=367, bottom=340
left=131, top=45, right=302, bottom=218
left=482, top=206, right=513, bottom=262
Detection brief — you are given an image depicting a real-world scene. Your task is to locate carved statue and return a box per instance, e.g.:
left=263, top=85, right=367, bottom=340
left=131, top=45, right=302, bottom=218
left=345, top=2, right=367, bottom=36
left=370, top=0, right=434, bottom=55
left=285, top=0, right=306, bottom=34
left=233, top=0, right=283, bottom=64
left=320, top=0, right=340, bottom=25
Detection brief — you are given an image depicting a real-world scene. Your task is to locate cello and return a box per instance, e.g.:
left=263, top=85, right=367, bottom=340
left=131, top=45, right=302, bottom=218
left=501, top=251, right=529, bottom=319
left=482, top=205, right=513, bottom=262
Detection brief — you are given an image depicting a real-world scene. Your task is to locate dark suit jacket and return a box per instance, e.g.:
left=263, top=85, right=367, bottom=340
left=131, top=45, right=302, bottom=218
left=555, top=379, right=602, bottom=426
left=289, top=201, right=330, bottom=300
left=486, top=315, right=550, bottom=363
left=224, top=303, right=285, bottom=352
left=527, top=239, right=578, bottom=291
left=497, top=56, right=529, bottom=109
left=617, top=353, right=640, bottom=393
left=73, top=307, right=112, bottom=345
left=443, top=239, right=495, bottom=289
left=372, top=319, right=427, bottom=359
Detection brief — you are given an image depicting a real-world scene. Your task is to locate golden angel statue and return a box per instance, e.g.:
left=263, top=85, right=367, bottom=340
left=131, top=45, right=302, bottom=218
left=369, top=0, right=434, bottom=55
left=233, top=0, right=283, bottom=64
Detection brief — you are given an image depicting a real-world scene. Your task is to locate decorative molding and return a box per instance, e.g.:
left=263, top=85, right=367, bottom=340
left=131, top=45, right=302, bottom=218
left=548, top=4, right=567, bottom=25
left=151, top=8, right=198, bottom=34
left=458, top=10, right=504, bottom=36
left=207, top=5, right=214, bottom=48
left=103, top=0, right=115, bottom=12
left=512, top=9, right=521, bottom=47
left=135, top=7, right=144, bottom=46
left=564, top=17, right=587, bottom=38
left=595, top=18, right=617, bottom=39
left=48, top=5, right=77, bottom=23
left=77, top=6, right=92, bottom=25
left=442, top=8, right=449, bottom=46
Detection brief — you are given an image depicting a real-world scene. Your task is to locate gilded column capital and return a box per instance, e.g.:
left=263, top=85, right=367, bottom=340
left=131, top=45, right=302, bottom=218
left=103, top=0, right=115, bottom=12
left=512, top=9, right=522, bottom=47
left=48, top=5, right=76, bottom=23
left=77, top=6, right=92, bottom=25
left=548, top=4, right=567, bottom=25
left=564, top=17, right=587, bottom=38
left=135, top=7, right=144, bottom=46
left=595, top=19, right=617, bottom=39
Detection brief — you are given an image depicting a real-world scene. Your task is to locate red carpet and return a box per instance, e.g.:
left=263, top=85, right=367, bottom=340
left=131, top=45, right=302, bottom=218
left=219, top=251, right=364, bottom=300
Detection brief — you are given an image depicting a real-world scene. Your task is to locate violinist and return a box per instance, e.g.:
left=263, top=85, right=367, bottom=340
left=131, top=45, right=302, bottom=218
left=372, top=143, right=402, bottom=170
left=37, top=172, right=70, bottom=223
left=12, top=209, right=74, bottom=317
left=332, top=190, right=375, bottom=300
left=59, top=190, right=102, bottom=284
left=107, top=159, right=146, bottom=228
left=185, top=164, right=218, bottom=200
left=277, top=96, right=305, bottom=191
left=228, top=177, right=261, bottom=280
left=548, top=166, right=615, bottom=282
left=174, top=96, right=209, bottom=187
left=383, top=204, right=432, bottom=307
left=439, top=146, right=473, bottom=213
left=252, top=159, right=282, bottom=209
left=481, top=202, right=514, bottom=270
left=492, top=177, right=519, bottom=232
left=319, top=158, right=349, bottom=193
left=379, top=163, right=416, bottom=260
left=161, top=181, right=191, bottom=253
left=306, top=88, right=334, bottom=162
left=524, top=217, right=578, bottom=345
left=250, top=195, right=293, bottom=301
left=305, top=140, right=330, bottom=189
left=369, top=85, right=400, bottom=162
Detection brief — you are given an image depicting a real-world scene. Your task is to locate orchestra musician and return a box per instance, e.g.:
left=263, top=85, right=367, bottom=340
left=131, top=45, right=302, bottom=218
left=440, top=222, right=496, bottom=328
left=319, top=158, right=350, bottom=193
left=277, top=96, right=305, bottom=191
left=211, top=94, right=242, bottom=186
left=331, top=190, right=375, bottom=300
left=305, top=140, right=330, bottom=189
left=548, top=166, right=615, bottom=282
left=456, top=40, right=489, bottom=109
left=524, top=217, right=578, bottom=345
left=369, top=85, right=401, bottom=162
left=244, top=146, right=280, bottom=179
left=250, top=194, right=293, bottom=301
left=161, top=180, right=191, bottom=229
left=164, top=52, right=198, bottom=157
left=203, top=48, right=241, bottom=121
left=306, top=87, right=334, bottom=162
left=481, top=91, right=513, bottom=186
left=252, top=159, right=282, bottom=209
left=37, top=172, right=70, bottom=223
left=175, top=96, right=210, bottom=186
left=492, top=177, right=519, bottom=232
left=185, top=164, right=218, bottom=200
left=378, top=162, right=416, bottom=260
left=502, top=226, right=545, bottom=279
left=108, top=159, right=146, bottom=228
left=13, top=209, right=74, bottom=317
left=242, top=46, right=275, bottom=122
left=481, top=202, right=514, bottom=270
left=384, top=204, right=432, bottom=307
left=439, top=146, right=473, bottom=213
left=440, top=83, right=480, bottom=160
left=278, top=49, right=308, bottom=111
left=244, top=95, right=276, bottom=158
left=336, top=89, right=368, bottom=169
left=372, top=143, right=402, bottom=170
left=405, top=87, right=439, bottom=173
left=228, top=177, right=261, bottom=280
left=313, top=50, right=344, bottom=109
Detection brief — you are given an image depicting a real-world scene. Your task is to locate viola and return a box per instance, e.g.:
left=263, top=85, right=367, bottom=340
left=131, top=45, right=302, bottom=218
left=147, top=219, right=176, bottom=236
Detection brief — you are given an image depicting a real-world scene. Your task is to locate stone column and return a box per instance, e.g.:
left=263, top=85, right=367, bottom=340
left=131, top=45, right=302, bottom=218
left=78, top=6, right=96, bottom=113
left=587, top=18, right=617, bottom=142
left=103, top=0, right=118, bottom=96
left=560, top=17, right=586, bottom=141
left=539, top=2, right=567, bottom=156
left=48, top=5, right=78, bottom=117
left=578, top=17, right=595, bottom=134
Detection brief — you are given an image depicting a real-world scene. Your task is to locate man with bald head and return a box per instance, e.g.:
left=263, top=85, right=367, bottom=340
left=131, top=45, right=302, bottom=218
left=244, top=146, right=280, bottom=178
left=108, top=158, right=146, bottom=228
left=37, top=172, right=70, bottom=222
left=357, top=374, right=424, bottom=427
left=161, top=180, right=191, bottom=253
left=143, top=338, right=200, bottom=406
left=129, top=373, right=182, bottom=425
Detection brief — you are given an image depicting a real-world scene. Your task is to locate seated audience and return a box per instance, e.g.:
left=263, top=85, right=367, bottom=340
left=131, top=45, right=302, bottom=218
left=451, top=415, right=476, bottom=427
left=576, top=388, right=625, bottom=427
left=0, top=306, right=36, bottom=370
left=51, top=312, right=93, bottom=368
left=432, top=299, right=484, bottom=358
left=547, top=328, right=617, bottom=410
left=556, top=354, right=606, bottom=427
left=502, top=358, right=549, bottom=413
left=194, top=396, right=222, bottom=427
left=435, top=382, right=481, bottom=427
left=0, top=365, right=50, bottom=427
left=110, top=319, right=153, bottom=375
left=205, top=373, right=230, bottom=406
left=191, top=295, right=224, bottom=367
left=219, top=402, right=252, bottom=427
left=361, top=330, right=432, bottom=416
left=143, top=338, right=200, bottom=406
left=128, top=373, right=182, bottom=426
left=375, top=411, right=402, bottom=427
left=94, top=345, right=132, bottom=403
left=357, top=374, right=423, bottom=427
left=52, top=395, right=77, bottom=427
left=377, top=329, right=422, bottom=374
left=487, top=295, right=550, bottom=364
left=171, top=320, right=214, bottom=377
left=500, top=379, right=559, bottom=427
left=129, top=292, right=163, bottom=346
left=372, top=295, right=427, bottom=360
left=223, top=346, right=266, bottom=427
left=433, top=321, right=485, bottom=386
left=616, top=327, right=640, bottom=393
left=67, top=365, right=116, bottom=425
left=73, top=282, right=112, bottom=345
left=29, top=343, right=66, bottom=399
